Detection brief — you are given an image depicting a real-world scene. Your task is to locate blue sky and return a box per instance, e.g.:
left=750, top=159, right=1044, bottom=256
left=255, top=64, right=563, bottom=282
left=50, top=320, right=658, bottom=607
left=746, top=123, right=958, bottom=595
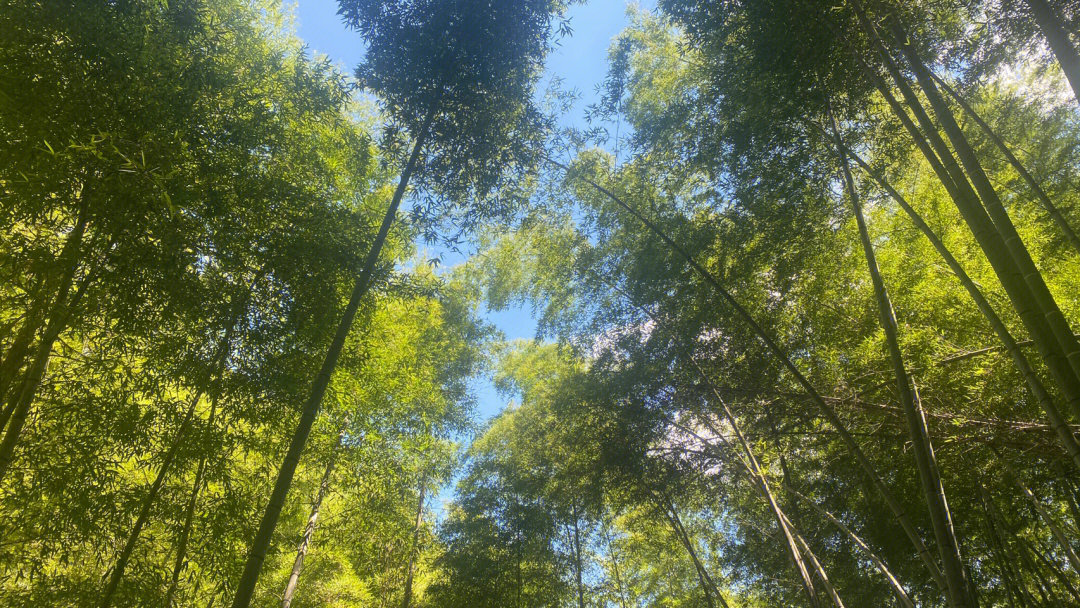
left=286, top=0, right=652, bottom=422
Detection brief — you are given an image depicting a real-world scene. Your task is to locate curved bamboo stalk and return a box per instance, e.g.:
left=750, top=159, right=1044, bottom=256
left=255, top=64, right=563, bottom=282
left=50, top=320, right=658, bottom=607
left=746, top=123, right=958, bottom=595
left=826, top=134, right=1080, bottom=468
left=782, top=483, right=915, bottom=608
left=549, top=155, right=949, bottom=592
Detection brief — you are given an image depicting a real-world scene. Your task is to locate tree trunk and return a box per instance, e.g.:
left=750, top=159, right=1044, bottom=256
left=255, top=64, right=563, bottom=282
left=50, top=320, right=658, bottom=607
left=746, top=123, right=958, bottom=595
left=684, top=407, right=847, bottom=608
left=99, top=263, right=263, bottom=608
left=0, top=207, right=89, bottom=484
left=838, top=141, right=1080, bottom=470
left=400, top=475, right=427, bottom=608
left=230, top=107, right=436, bottom=608
left=849, top=4, right=1080, bottom=423
left=553, top=158, right=948, bottom=593
left=889, top=18, right=1080, bottom=384
left=928, top=71, right=1080, bottom=256
left=1014, top=472, right=1080, bottom=575
left=981, top=483, right=1041, bottom=607
left=980, top=490, right=1031, bottom=608
left=596, top=272, right=835, bottom=607
left=690, top=364, right=822, bottom=607
left=516, top=527, right=523, bottom=608
left=786, top=485, right=915, bottom=608
left=784, top=516, right=846, bottom=608
left=0, top=203, right=89, bottom=408
left=281, top=441, right=340, bottom=608
left=1016, top=536, right=1063, bottom=607
left=828, top=103, right=974, bottom=608
left=1031, top=536, right=1080, bottom=604
left=657, top=495, right=730, bottom=608
left=1024, top=0, right=1080, bottom=107
left=571, top=502, right=586, bottom=608
left=0, top=311, right=42, bottom=416
left=164, top=398, right=217, bottom=607
left=600, top=516, right=630, bottom=608
left=99, top=390, right=204, bottom=608
left=1065, top=480, right=1080, bottom=534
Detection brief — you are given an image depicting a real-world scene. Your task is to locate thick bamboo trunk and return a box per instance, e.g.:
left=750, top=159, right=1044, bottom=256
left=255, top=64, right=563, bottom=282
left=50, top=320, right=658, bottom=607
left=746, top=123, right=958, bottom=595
left=828, top=104, right=973, bottom=608
left=281, top=444, right=339, bottom=608
left=554, top=157, right=948, bottom=592
left=400, top=476, right=427, bottom=608
left=889, top=19, right=1080, bottom=383
left=1024, top=0, right=1080, bottom=107
left=838, top=142, right=1080, bottom=470
left=99, top=390, right=204, bottom=608
left=230, top=108, right=435, bottom=608
left=848, top=4, right=1080, bottom=420
left=928, top=71, right=1080, bottom=255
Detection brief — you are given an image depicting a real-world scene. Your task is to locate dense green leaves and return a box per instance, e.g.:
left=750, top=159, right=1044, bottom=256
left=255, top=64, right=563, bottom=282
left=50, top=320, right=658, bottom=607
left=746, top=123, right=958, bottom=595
left=6, top=0, right=1080, bottom=607
left=0, top=1, right=489, bottom=606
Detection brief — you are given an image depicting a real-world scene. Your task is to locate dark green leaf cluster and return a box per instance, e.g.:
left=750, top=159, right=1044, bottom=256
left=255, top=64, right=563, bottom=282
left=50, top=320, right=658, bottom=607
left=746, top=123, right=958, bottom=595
left=339, top=0, right=570, bottom=236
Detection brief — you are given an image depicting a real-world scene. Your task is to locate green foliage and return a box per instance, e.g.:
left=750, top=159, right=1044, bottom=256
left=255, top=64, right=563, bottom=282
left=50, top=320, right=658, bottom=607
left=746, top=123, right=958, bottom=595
left=6, top=1, right=1080, bottom=607
left=432, top=2, right=1080, bottom=607
left=0, top=1, right=489, bottom=607
left=338, top=0, right=571, bottom=238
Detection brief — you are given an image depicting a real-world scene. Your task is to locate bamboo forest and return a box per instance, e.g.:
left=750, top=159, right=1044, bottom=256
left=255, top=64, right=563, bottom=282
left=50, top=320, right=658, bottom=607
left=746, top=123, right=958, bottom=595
left=9, top=0, right=1080, bottom=606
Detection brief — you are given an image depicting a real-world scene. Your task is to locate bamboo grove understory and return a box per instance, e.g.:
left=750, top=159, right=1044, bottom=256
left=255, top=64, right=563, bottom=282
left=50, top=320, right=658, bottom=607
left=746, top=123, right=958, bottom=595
left=4, top=0, right=1080, bottom=606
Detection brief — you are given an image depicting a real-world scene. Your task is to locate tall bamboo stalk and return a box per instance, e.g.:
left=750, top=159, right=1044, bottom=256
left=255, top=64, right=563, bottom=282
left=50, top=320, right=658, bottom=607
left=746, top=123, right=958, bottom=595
left=783, top=484, right=915, bottom=608
left=281, top=436, right=342, bottom=608
left=99, top=390, right=205, bottom=608
left=845, top=6, right=1080, bottom=424
left=783, top=513, right=846, bottom=608
left=231, top=105, right=437, bottom=608
left=655, top=493, right=731, bottom=608
left=592, top=269, right=832, bottom=607
left=927, top=71, right=1080, bottom=256
left=164, top=397, right=217, bottom=607
left=552, top=156, right=948, bottom=592
left=827, top=98, right=973, bottom=608
left=400, top=472, right=428, bottom=608
left=833, top=138, right=1080, bottom=469
left=0, top=206, right=89, bottom=485
left=1023, top=0, right=1080, bottom=107
left=885, top=16, right=1080, bottom=382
